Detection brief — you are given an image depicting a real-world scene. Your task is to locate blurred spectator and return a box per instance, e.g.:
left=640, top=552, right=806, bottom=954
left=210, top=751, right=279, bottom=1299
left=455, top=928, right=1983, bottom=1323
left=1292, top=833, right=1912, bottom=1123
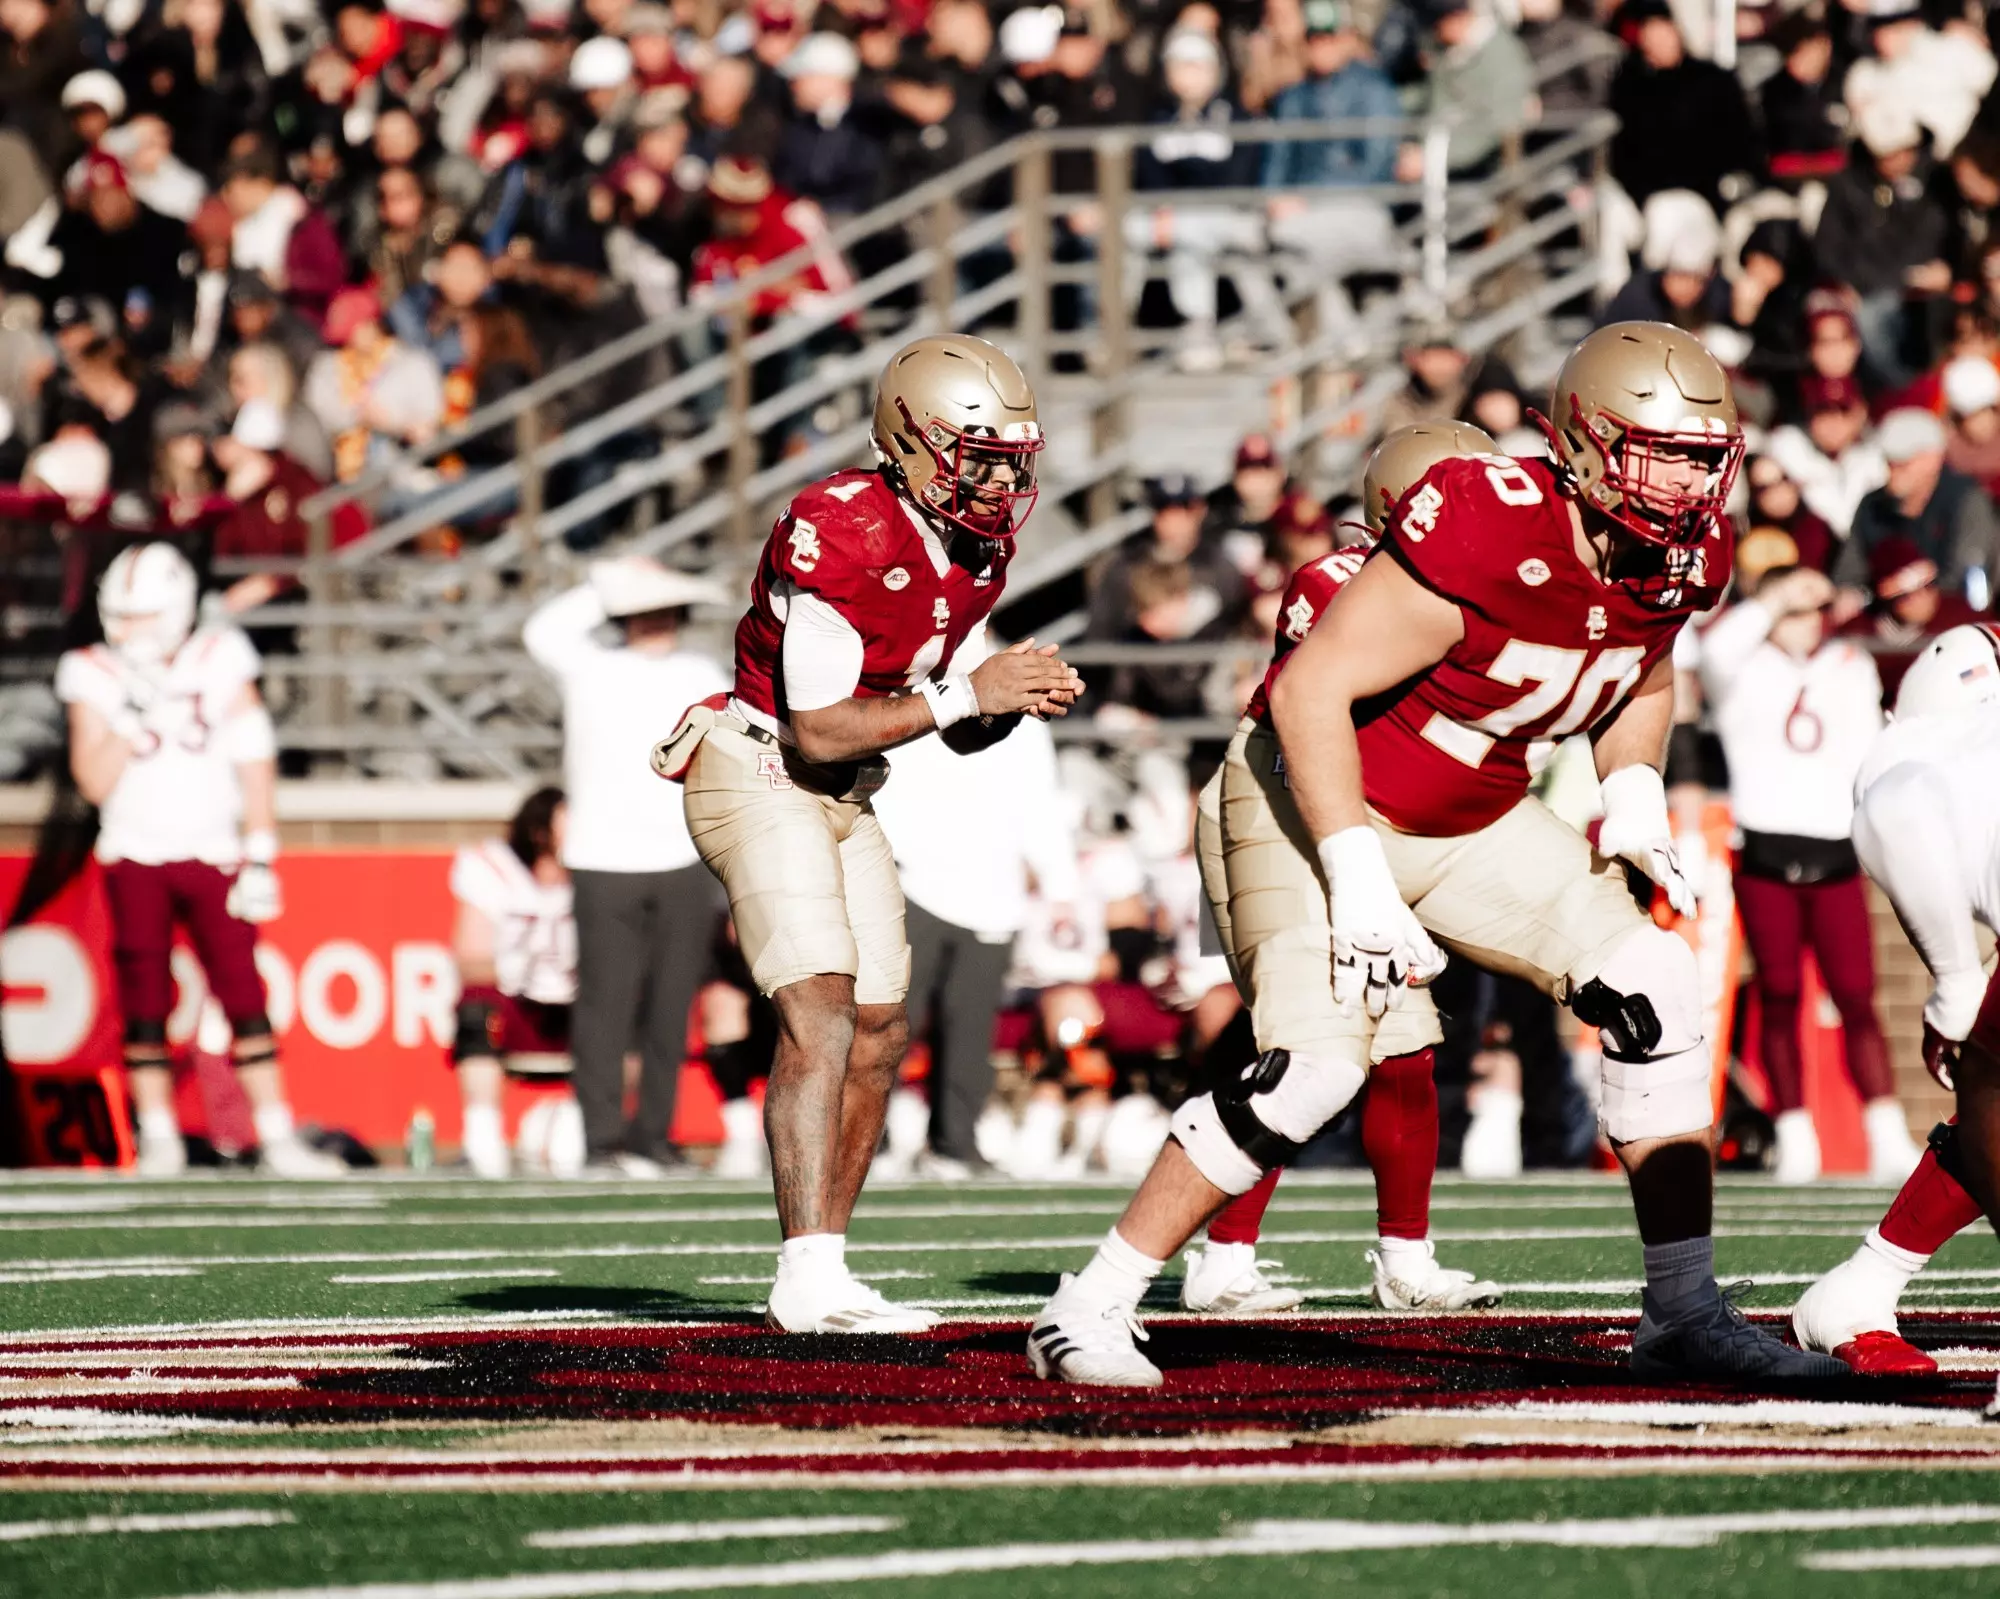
left=1814, top=100, right=1950, bottom=385
left=1942, top=353, right=2000, bottom=493
left=1608, top=0, right=1758, bottom=211
left=302, top=284, right=445, bottom=485
left=876, top=715, right=1081, bottom=1178
left=1517, top=0, right=1613, bottom=117
left=226, top=340, right=332, bottom=480
left=1759, top=9, right=1846, bottom=187
left=1837, top=535, right=1985, bottom=702
left=1763, top=375, right=1886, bottom=539
left=774, top=31, right=882, bottom=219
left=1745, top=452, right=1837, bottom=572
left=221, top=272, right=324, bottom=383
left=1381, top=320, right=1470, bottom=431
left=1836, top=406, right=2000, bottom=607
left=1407, top=0, right=1535, bottom=183
left=1087, top=473, right=1248, bottom=723
left=522, top=558, right=730, bottom=1174
left=220, top=143, right=345, bottom=336
left=210, top=398, right=322, bottom=615
left=42, top=155, right=192, bottom=356
left=1696, top=563, right=1913, bottom=1185
left=1202, top=432, right=1290, bottom=573
left=102, top=112, right=208, bottom=224
left=0, top=0, right=89, bottom=178
left=1843, top=0, right=1994, bottom=164
left=352, top=164, right=458, bottom=309
left=1600, top=189, right=1728, bottom=329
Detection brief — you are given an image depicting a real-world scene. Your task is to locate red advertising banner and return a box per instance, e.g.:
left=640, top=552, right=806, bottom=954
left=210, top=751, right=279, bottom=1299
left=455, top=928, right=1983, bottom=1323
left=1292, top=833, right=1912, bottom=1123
left=2, top=852, right=726, bottom=1160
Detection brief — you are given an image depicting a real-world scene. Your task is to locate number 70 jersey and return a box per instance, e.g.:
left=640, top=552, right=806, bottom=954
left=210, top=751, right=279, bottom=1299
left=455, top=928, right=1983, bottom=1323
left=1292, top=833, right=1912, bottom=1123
left=1356, top=453, right=1729, bottom=837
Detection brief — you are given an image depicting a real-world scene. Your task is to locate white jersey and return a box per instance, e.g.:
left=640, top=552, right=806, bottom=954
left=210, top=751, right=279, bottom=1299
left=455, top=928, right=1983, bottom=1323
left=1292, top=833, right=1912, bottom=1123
left=1007, top=837, right=1136, bottom=992
left=55, top=628, right=261, bottom=867
left=1851, top=708, right=2000, bottom=1040
left=449, top=840, right=578, bottom=1006
left=1698, top=601, right=1882, bottom=839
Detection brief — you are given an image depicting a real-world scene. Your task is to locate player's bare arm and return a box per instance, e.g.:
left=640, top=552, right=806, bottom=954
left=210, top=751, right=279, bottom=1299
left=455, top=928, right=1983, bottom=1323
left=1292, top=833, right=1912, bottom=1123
left=1267, top=553, right=1463, bottom=840
left=789, top=641, right=1081, bottom=765
left=1590, top=652, right=1674, bottom=779
left=66, top=700, right=131, bottom=806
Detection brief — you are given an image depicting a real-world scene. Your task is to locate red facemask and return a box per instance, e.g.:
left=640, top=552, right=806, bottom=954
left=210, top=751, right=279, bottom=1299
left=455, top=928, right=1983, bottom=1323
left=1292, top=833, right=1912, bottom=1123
left=900, top=400, right=1044, bottom=542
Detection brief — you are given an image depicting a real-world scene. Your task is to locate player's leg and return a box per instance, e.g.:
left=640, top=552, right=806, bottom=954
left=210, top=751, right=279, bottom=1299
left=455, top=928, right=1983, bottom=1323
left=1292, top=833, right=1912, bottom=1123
left=1734, top=872, right=1817, bottom=1182
left=685, top=726, right=930, bottom=1333
left=179, top=861, right=344, bottom=1176
left=1393, top=797, right=1845, bottom=1381
left=1953, top=979, right=2000, bottom=1416
left=102, top=862, right=184, bottom=1176
left=1806, top=874, right=1919, bottom=1182
left=568, top=870, right=655, bottom=1165
left=1032, top=724, right=1368, bottom=1382
left=450, top=985, right=512, bottom=1178
left=627, top=864, right=717, bottom=1167
left=1794, top=1120, right=1982, bottom=1373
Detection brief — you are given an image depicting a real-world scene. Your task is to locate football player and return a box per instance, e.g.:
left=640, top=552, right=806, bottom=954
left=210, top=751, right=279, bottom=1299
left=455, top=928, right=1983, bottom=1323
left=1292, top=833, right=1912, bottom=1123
left=1792, top=624, right=2000, bottom=1385
left=661, top=334, right=1083, bottom=1333
left=448, top=787, right=578, bottom=1180
left=1183, top=422, right=1505, bottom=1319
left=55, top=542, right=342, bottom=1178
left=1030, top=322, right=1848, bottom=1386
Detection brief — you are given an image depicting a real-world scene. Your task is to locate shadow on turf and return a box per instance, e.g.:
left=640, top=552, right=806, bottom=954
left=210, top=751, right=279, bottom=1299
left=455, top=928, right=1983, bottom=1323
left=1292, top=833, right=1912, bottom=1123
left=456, top=1285, right=752, bottom=1321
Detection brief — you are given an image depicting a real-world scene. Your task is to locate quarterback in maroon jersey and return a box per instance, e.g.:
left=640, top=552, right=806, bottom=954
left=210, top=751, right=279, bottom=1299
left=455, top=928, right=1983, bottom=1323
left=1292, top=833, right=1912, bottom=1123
left=1032, top=322, right=1847, bottom=1387
left=661, top=334, right=1080, bottom=1334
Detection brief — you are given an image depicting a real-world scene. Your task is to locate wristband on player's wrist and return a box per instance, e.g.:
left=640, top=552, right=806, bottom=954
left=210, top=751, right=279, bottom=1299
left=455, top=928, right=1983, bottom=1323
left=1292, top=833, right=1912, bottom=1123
left=918, top=672, right=980, bottom=730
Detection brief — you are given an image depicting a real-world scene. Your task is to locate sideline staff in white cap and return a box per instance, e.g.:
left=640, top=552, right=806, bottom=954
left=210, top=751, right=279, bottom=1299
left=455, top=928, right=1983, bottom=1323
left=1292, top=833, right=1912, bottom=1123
left=524, top=559, right=731, bottom=1173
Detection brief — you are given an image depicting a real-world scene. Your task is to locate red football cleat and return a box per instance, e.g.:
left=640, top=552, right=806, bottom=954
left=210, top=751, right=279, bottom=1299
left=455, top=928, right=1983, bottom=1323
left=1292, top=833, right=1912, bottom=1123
left=1829, top=1330, right=1937, bottom=1377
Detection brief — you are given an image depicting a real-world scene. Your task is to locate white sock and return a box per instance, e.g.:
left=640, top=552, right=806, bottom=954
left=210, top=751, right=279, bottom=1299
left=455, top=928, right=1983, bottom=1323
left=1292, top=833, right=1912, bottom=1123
left=1859, top=1225, right=1928, bottom=1286
left=778, top=1233, right=846, bottom=1279
left=138, top=1108, right=180, bottom=1142
left=1072, top=1227, right=1165, bottom=1314
left=1199, top=1239, right=1256, bottom=1276
left=252, top=1103, right=296, bottom=1145
left=1376, top=1235, right=1434, bottom=1274
left=462, top=1103, right=504, bottom=1151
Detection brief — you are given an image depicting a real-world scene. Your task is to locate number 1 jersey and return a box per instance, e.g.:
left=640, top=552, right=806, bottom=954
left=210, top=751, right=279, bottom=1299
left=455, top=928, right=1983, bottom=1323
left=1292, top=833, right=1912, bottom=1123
left=1357, top=454, right=1728, bottom=837
left=731, top=468, right=1012, bottom=731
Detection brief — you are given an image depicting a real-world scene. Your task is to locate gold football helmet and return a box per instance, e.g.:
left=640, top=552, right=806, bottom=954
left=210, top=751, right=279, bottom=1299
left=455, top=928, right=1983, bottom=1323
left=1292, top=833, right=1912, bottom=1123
left=1543, top=321, right=1744, bottom=549
left=1361, top=420, right=1500, bottom=532
left=872, top=334, right=1043, bottom=541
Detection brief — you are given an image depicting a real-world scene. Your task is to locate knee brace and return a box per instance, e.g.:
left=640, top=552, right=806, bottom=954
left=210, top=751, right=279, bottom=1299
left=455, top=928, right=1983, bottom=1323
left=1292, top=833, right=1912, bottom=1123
left=1170, top=1047, right=1366, bottom=1195
left=453, top=996, right=501, bottom=1064
left=1928, top=1120, right=1965, bottom=1187
left=1577, top=924, right=1711, bottom=1143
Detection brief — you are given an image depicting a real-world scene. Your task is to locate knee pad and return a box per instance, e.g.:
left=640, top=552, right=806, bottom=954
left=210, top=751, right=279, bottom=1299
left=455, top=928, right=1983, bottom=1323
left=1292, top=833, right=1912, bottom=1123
left=453, top=996, right=501, bottom=1064
left=1580, top=924, right=1711, bottom=1143
left=1170, top=1048, right=1366, bottom=1194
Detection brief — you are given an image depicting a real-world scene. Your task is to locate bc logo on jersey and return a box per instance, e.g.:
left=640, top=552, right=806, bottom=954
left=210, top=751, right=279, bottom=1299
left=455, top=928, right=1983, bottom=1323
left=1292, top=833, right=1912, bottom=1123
left=932, top=597, right=951, bottom=630
left=1400, top=483, right=1445, bottom=541
left=1283, top=595, right=1315, bottom=643
left=788, top=521, right=822, bottom=573
left=756, top=751, right=794, bottom=791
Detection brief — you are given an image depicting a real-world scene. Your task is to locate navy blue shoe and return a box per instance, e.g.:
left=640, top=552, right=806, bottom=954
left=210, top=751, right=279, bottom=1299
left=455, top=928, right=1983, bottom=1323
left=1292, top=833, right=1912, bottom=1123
left=1631, top=1282, right=1850, bottom=1383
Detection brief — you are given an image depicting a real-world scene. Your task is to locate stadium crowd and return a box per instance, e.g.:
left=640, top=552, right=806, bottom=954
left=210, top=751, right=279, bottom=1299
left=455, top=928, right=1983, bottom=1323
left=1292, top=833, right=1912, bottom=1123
left=6, top=0, right=2000, bottom=1180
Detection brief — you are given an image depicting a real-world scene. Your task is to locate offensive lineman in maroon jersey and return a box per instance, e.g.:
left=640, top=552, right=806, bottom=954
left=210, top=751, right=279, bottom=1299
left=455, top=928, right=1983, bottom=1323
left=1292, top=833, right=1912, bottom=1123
left=658, top=334, right=1081, bottom=1334
left=1031, top=322, right=1848, bottom=1386
left=1183, top=423, right=1503, bottom=1319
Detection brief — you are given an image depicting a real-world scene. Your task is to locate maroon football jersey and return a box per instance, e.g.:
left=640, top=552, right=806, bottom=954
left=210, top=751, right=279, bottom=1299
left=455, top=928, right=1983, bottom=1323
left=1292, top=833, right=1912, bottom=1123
left=1354, top=454, right=1729, bottom=836
left=732, top=468, right=1013, bottom=725
left=1245, top=545, right=1369, bottom=724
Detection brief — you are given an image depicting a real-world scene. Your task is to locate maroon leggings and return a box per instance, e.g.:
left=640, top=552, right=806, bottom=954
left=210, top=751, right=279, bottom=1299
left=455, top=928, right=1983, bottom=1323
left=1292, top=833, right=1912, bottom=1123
left=102, top=859, right=268, bottom=1037
left=1734, top=869, right=1893, bottom=1111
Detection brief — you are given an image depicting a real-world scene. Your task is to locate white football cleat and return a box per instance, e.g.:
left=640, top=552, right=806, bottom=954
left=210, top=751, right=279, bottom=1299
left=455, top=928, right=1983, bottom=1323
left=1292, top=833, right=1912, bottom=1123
left=134, top=1128, right=187, bottom=1178
left=1027, top=1276, right=1163, bottom=1387
left=1772, top=1109, right=1822, bottom=1185
left=256, top=1133, right=347, bottom=1179
left=1791, top=1252, right=1936, bottom=1376
left=764, top=1270, right=939, bottom=1334
left=1863, top=1100, right=1923, bottom=1186
left=1369, top=1240, right=1503, bottom=1311
left=1180, top=1243, right=1304, bottom=1315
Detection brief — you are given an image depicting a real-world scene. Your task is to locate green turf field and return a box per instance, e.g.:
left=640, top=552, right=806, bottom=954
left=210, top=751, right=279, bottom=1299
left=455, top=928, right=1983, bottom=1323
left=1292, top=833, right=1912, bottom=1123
left=0, top=1170, right=1997, bottom=1597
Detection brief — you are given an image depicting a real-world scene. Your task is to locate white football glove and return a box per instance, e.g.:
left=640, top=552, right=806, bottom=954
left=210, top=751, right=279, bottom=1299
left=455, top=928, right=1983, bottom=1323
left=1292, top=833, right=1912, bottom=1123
left=1596, top=765, right=1696, bottom=920
left=227, top=861, right=283, bottom=924
left=1319, top=826, right=1446, bottom=1019
left=1924, top=968, right=1986, bottom=1064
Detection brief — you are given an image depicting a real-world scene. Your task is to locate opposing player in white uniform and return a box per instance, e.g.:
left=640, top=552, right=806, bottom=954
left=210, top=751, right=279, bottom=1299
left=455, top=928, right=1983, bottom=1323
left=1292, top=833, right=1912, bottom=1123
left=1791, top=625, right=2000, bottom=1391
left=449, top=787, right=579, bottom=1178
left=55, top=543, right=340, bottom=1177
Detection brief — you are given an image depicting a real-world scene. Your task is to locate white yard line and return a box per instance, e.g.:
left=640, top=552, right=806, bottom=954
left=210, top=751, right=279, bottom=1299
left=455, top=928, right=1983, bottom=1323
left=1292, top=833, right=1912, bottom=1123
left=524, top=1518, right=903, bottom=1549
left=0, top=1267, right=201, bottom=1285
left=329, top=1270, right=561, bottom=1285
left=0, top=1509, right=294, bottom=1542
left=138, top=1506, right=2000, bottom=1599
left=1803, top=1544, right=2000, bottom=1571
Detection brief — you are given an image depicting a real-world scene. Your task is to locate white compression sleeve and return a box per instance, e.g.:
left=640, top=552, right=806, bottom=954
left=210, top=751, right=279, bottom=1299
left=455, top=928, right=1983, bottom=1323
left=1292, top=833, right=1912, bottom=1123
left=781, top=588, right=867, bottom=712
